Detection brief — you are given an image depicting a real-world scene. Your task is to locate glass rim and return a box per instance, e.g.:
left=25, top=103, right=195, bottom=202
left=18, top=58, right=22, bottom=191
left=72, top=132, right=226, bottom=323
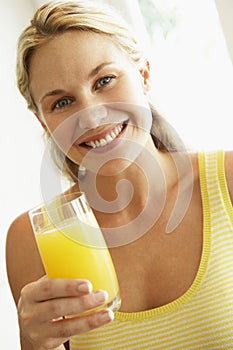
left=28, top=191, right=87, bottom=216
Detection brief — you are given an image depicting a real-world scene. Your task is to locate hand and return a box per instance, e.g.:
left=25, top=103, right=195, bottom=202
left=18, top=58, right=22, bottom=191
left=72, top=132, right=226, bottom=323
left=18, top=276, right=114, bottom=350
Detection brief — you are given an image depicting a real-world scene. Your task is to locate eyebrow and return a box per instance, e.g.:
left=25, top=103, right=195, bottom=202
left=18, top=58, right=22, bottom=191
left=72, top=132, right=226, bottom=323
left=39, top=89, right=65, bottom=103
left=39, top=61, right=114, bottom=103
left=88, top=61, right=114, bottom=79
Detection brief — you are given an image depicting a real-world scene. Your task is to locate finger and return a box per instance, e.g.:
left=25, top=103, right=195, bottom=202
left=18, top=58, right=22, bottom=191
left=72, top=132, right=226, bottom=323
left=49, top=308, right=114, bottom=339
left=36, top=290, right=109, bottom=322
left=23, top=276, right=93, bottom=302
left=32, top=308, right=114, bottom=350
left=18, top=292, right=112, bottom=349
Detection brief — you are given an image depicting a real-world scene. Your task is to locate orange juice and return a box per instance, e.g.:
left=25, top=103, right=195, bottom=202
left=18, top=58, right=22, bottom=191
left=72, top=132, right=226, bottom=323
left=36, top=217, right=119, bottom=304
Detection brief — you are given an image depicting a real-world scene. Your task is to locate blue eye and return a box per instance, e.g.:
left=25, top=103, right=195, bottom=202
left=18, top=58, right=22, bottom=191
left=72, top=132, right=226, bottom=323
left=95, top=76, right=113, bottom=89
left=53, top=97, right=73, bottom=110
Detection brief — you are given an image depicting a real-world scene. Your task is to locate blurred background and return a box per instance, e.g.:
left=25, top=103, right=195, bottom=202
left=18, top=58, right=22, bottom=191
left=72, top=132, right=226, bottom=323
left=0, top=0, right=232, bottom=348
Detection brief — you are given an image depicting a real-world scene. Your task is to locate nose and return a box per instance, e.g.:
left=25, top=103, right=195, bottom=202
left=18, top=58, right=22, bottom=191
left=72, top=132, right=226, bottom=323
left=78, top=104, right=108, bottom=130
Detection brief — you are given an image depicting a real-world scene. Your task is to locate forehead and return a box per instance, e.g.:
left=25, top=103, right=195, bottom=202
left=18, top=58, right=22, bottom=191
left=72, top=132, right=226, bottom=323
left=29, top=30, right=131, bottom=98
left=29, top=31, right=128, bottom=79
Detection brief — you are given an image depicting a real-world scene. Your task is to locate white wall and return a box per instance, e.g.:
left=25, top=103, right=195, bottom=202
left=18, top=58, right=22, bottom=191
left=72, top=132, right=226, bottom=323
left=215, top=0, right=233, bottom=64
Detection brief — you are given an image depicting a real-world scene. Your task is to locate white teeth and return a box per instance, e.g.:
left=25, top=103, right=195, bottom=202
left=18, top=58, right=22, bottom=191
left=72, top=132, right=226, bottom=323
left=106, top=134, right=113, bottom=143
left=85, top=124, right=124, bottom=148
left=99, top=138, right=107, bottom=146
left=89, top=141, right=96, bottom=148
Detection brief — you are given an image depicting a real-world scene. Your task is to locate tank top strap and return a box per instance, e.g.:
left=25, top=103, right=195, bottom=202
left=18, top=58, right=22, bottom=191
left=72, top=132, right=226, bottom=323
left=198, top=150, right=233, bottom=228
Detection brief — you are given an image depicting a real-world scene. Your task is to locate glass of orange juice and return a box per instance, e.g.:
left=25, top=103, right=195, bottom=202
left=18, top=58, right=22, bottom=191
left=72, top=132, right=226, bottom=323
left=29, top=191, right=121, bottom=314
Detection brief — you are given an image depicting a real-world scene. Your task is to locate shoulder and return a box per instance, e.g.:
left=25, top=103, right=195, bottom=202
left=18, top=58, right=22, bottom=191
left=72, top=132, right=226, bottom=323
left=224, top=150, right=233, bottom=204
left=6, top=211, right=45, bottom=305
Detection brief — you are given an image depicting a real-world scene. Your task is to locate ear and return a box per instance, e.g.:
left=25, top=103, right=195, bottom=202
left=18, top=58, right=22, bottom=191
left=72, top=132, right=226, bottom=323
left=139, top=60, right=151, bottom=95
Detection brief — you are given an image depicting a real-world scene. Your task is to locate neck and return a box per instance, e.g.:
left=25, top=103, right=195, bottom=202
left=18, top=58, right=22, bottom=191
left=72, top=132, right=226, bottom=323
left=76, top=139, right=192, bottom=247
left=81, top=141, right=176, bottom=218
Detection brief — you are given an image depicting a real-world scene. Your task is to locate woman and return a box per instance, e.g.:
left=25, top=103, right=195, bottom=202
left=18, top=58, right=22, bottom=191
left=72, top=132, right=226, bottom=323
left=6, top=1, right=233, bottom=349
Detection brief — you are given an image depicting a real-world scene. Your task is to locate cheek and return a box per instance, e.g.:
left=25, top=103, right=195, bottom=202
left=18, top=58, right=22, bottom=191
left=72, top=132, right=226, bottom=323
left=44, top=116, right=79, bottom=156
left=127, top=77, right=149, bottom=103
left=67, top=147, right=83, bottom=164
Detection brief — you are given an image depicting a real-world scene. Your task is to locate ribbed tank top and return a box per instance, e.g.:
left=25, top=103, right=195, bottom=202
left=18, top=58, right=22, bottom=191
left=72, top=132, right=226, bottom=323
left=70, top=150, right=233, bottom=349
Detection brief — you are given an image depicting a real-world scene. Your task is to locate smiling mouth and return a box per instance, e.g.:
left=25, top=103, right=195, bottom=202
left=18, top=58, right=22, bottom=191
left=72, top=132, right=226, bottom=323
left=81, top=122, right=127, bottom=149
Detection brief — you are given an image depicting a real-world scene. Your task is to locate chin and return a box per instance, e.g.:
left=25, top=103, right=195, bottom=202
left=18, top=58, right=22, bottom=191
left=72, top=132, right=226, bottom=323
left=94, top=158, right=133, bottom=177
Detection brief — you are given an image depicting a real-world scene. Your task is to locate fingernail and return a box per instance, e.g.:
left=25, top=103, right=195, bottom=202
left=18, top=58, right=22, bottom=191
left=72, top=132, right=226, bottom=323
left=78, top=281, right=92, bottom=293
left=99, top=309, right=114, bottom=323
left=93, top=290, right=108, bottom=303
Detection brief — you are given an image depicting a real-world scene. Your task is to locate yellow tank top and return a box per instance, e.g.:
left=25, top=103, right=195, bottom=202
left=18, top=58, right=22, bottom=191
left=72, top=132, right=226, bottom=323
left=70, top=150, right=233, bottom=349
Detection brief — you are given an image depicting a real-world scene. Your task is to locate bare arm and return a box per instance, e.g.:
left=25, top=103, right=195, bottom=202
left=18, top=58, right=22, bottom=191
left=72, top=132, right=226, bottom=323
left=6, top=212, right=113, bottom=350
left=6, top=212, right=67, bottom=349
left=6, top=212, right=45, bottom=349
left=225, top=151, right=233, bottom=205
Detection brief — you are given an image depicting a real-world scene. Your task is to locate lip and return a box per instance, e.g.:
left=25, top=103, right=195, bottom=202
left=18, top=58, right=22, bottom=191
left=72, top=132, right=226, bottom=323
left=79, top=120, right=128, bottom=149
left=80, top=123, right=123, bottom=144
left=78, top=121, right=128, bottom=152
left=93, top=122, right=128, bottom=153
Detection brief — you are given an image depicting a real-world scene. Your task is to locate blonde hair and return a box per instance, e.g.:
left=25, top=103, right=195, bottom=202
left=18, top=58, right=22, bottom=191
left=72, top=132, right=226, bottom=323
left=16, top=0, right=182, bottom=182
left=17, top=0, right=143, bottom=113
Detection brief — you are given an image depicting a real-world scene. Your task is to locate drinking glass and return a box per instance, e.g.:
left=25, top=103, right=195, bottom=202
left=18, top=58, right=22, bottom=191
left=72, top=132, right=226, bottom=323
left=29, top=191, right=121, bottom=314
